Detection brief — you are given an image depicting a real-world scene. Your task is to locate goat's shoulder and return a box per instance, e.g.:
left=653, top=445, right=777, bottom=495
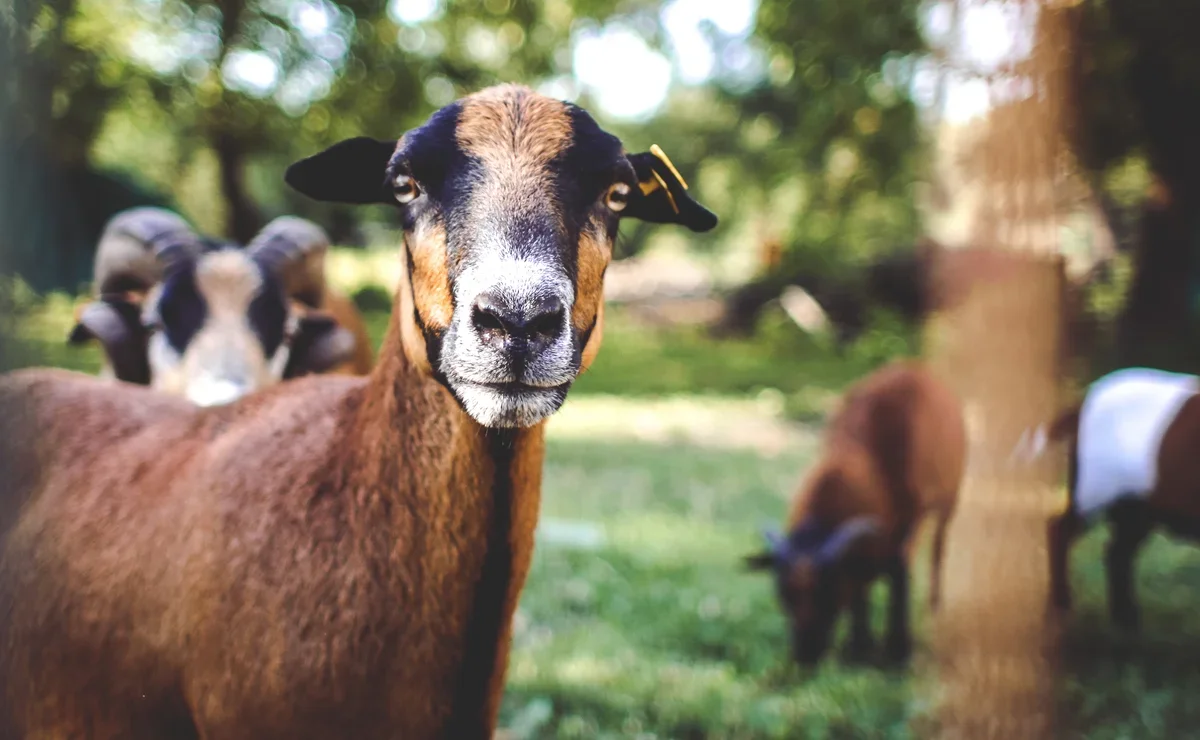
left=187, top=374, right=368, bottom=492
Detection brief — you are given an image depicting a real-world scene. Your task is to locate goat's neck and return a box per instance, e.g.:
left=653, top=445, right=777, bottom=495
left=344, top=306, right=545, bottom=736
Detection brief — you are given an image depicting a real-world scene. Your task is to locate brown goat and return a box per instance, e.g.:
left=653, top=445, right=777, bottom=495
left=745, top=361, right=965, bottom=666
left=1027, top=367, right=1200, bottom=632
left=0, top=84, right=716, bottom=739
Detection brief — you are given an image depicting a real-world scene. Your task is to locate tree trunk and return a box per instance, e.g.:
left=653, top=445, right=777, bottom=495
left=1107, top=0, right=1200, bottom=372
left=925, top=252, right=1065, bottom=740
left=213, top=131, right=261, bottom=244
left=1114, top=173, right=1199, bottom=372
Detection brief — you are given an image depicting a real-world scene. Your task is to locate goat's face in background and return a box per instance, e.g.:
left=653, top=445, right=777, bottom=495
left=285, top=84, right=718, bottom=428
left=72, top=246, right=354, bottom=406
left=145, top=249, right=293, bottom=405
left=744, top=518, right=879, bottom=665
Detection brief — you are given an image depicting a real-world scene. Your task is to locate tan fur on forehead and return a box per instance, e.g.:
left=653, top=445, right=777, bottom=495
left=456, top=85, right=572, bottom=170
left=196, top=251, right=263, bottom=316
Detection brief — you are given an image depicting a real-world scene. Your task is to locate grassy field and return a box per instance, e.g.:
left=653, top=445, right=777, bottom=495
left=4, top=264, right=1200, bottom=739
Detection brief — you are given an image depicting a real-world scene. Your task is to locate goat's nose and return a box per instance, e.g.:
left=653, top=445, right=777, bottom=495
left=471, top=292, right=566, bottom=353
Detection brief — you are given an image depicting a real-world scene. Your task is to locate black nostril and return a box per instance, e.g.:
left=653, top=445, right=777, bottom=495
left=471, top=292, right=565, bottom=348
left=527, top=297, right=565, bottom=340
left=471, top=299, right=508, bottom=336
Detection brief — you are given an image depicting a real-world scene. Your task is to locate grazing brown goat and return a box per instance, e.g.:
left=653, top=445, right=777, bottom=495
left=68, top=207, right=356, bottom=405
left=0, top=84, right=716, bottom=739
left=745, top=361, right=965, bottom=666
left=246, top=215, right=375, bottom=376
left=1020, top=367, right=1200, bottom=632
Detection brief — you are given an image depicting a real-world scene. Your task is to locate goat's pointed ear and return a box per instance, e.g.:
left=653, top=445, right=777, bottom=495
left=743, top=551, right=776, bottom=571
left=285, top=137, right=397, bottom=205
left=284, top=313, right=356, bottom=378
left=69, top=299, right=152, bottom=385
left=625, top=145, right=718, bottom=233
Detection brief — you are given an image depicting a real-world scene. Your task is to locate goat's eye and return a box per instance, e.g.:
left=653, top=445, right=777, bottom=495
left=605, top=182, right=630, bottom=212
left=393, top=174, right=420, bottom=205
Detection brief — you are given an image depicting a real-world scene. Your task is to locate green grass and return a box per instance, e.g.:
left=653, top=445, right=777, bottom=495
left=502, top=434, right=918, bottom=739
left=6, top=281, right=1200, bottom=738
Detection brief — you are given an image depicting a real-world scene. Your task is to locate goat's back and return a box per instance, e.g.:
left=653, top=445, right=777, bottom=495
left=0, top=369, right=380, bottom=737
left=824, top=361, right=966, bottom=516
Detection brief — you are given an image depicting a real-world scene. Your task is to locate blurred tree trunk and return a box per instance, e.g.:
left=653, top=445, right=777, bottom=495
left=1117, top=182, right=1194, bottom=370
left=925, top=252, right=1065, bottom=740
left=208, top=0, right=260, bottom=244
left=1080, top=0, right=1200, bottom=371
left=1110, top=31, right=1200, bottom=372
left=213, top=130, right=261, bottom=244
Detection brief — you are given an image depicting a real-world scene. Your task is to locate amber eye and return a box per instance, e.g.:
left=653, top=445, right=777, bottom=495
left=605, top=182, right=630, bottom=212
left=393, top=174, right=421, bottom=204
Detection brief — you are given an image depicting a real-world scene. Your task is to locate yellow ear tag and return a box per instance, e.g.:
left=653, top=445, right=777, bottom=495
left=650, top=170, right=680, bottom=215
left=650, top=144, right=689, bottom=190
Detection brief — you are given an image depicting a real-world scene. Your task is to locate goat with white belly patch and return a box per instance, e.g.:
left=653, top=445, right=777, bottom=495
left=1017, top=367, right=1200, bottom=632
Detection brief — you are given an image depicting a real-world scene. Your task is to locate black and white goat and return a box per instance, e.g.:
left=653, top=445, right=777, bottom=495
left=68, top=207, right=355, bottom=405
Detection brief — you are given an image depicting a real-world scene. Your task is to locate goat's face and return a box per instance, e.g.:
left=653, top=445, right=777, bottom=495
left=285, top=84, right=717, bottom=428
left=72, top=248, right=355, bottom=406
left=744, top=516, right=879, bottom=666
left=146, top=250, right=290, bottom=405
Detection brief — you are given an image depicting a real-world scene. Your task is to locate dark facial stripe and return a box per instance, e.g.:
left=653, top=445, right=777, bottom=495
left=157, top=261, right=205, bottom=354
left=247, top=264, right=289, bottom=357
left=558, top=106, right=627, bottom=298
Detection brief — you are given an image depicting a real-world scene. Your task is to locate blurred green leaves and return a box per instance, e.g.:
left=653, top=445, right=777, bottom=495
left=6, top=0, right=930, bottom=291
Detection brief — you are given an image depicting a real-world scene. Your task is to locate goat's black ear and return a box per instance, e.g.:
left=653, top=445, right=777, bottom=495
left=743, top=551, right=776, bottom=571
left=625, top=145, right=718, bottom=233
left=285, top=137, right=397, bottom=205
left=69, top=299, right=152, bottom=385
left=284, top=313, right=356, bottom=378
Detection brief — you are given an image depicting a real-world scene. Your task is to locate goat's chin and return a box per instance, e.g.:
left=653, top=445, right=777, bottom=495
left=450, top=380, right=570, bottom=428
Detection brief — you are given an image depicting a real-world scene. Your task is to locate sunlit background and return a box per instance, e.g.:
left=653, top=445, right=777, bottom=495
left=4, top=0, right=1200, bottom=736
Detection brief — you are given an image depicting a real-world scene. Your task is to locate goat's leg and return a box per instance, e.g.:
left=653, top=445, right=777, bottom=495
left=1047, top=509, right=1082, bottom=615
left=928, top=511, right=952, bottom=612
left=846, top=585, right=874, bottom=663
left=883, top=557, right=912, bottom=664
left=1105, top=501, right=1153, bottom=632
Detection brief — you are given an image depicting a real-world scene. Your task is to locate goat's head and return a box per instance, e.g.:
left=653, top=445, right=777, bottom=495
left=745, top=515, right=880, bottom=665
left=284, top=84, right=717, bottom=428
left=69, top=208, right=355, bottom=406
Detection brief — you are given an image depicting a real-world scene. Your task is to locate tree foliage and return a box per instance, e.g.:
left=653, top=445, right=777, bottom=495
left=2, top=0, right=929, bottom=294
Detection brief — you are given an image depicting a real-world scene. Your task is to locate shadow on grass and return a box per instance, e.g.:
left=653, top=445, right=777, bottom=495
left=1056, top=530, right=1200, bottom=739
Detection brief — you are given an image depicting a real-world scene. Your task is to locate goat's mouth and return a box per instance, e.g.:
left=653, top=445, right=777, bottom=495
left=448, top=377, right=572, bottom=428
